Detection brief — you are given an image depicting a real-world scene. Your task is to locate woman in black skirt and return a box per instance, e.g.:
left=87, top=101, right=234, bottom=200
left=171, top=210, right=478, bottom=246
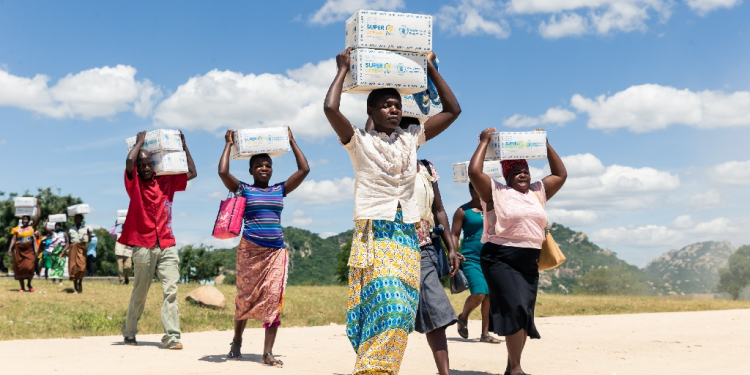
left=468, top=127, right=567, bottom=375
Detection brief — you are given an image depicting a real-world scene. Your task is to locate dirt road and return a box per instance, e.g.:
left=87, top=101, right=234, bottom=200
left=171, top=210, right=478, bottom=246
left=2, top=309, right=748, bottom=374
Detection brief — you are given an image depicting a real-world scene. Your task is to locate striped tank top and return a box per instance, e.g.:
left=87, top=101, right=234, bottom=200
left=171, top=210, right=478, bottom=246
left=237, top=181, right=286, bottom=248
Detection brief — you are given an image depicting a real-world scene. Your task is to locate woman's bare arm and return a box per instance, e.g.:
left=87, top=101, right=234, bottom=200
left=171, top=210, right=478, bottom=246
left=433, top=180, right=459, bottom=276
left=538, top=129, right=567, bottom=200
left=422, top=53, right=461, bottom=141
left=218, top=130, right=241, bottom=193
left=468, top=128, right=496, bottom=204
left=284, top=128, right=310, bottom=194
left=323, top=48, right=355, bottom=145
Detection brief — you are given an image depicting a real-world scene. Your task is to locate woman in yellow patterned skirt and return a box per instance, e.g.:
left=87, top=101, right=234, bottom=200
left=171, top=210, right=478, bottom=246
left=324, top=48, right=461, bottom=374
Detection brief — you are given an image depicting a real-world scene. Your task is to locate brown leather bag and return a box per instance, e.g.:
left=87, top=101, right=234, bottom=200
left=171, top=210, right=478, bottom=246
left=533, top=191, right=566, bottom=271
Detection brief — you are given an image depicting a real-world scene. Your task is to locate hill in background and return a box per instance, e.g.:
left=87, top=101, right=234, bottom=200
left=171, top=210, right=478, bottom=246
left=644, top=241, right=735, bottom=294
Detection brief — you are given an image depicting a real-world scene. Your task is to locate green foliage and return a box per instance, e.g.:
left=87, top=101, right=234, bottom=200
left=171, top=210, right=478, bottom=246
left=716, top=245, right=750, bottom=300
left=335, top=240, right=352, bottom=285
left=178, top=244, right=223, bottom=283
left=573, top=266, right=648, bottom=295
left=93, top=228, right=118, bottom=276
left=1, top=188, right=83, bottom=272
left=284, top=227, right=353, bottom=285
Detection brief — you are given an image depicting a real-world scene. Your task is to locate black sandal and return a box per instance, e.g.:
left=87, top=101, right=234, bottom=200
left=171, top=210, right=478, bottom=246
left=227, top=341, right=242, bottom=359
left=457, top=317, right=469, bottom=339
left=263, top=352, right=283, bottom=367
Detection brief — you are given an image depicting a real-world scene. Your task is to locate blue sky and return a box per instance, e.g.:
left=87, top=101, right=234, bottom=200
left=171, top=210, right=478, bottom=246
left=2, top=0, right=749, bottom=266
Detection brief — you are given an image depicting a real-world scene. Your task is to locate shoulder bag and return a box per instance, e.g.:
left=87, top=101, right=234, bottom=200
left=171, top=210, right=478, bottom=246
left=533, top=191, right=566, bottom=271
left=212, top=191, right=246, bottom=240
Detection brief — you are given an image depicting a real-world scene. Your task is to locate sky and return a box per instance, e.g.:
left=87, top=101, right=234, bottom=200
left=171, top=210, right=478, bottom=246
left=1, top=0, right=749, bottom=267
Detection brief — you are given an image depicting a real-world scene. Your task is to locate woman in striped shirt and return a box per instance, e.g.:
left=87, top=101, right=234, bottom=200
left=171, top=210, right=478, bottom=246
left=218, top=127, right=310, bottom=366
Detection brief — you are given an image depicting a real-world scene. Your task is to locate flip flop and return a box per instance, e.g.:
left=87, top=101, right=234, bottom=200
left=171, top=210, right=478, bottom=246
left=457, top=317, right=469, bottom=339
left=28, top=287, right=35, bottom=292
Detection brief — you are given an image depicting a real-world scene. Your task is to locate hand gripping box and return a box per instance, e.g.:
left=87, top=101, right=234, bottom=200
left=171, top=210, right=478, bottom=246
left=67, top=204, right=90, bottom=216
left=45, top=221, right=56, bottom=231
left=48, top=214, right=67, bottom=222
left=452, top=161, right=503, bottom=183
left=117, top=210, right=128, bottom=218
left=13, top=197, right=38, bottom=207
left=15, top=207, right=38, bottom=218
left=343, top=48, right=428, bottom=94
left=116, top=216, right=126, bottom=225
left=231, top=127, right=291, bottom=159
left=484, top=131, right=547, bottom=161
left=152, top=151, right=189, bottom=176
left=125, top=129, right=183, bottom=153
left=401, top=60, right=442, bottom=121
left=346, top=10, right=432, bottom=53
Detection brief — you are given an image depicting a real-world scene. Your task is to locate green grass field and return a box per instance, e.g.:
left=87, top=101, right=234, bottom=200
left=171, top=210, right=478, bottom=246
left=1, top=278, right=748, bottom=340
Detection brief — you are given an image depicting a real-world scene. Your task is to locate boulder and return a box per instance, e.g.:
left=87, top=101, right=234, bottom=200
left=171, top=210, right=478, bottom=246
left=214, top=275, right=225, bottom=285
left=186, top=286, right=226, bottom=309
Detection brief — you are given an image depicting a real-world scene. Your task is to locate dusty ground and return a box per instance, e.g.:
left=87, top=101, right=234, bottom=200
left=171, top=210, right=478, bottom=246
left=1, top=309, right=748, bottom=375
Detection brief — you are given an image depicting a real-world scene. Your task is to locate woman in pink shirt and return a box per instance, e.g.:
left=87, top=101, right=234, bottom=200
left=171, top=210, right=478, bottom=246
left=468, top=127, right=567, bottom=375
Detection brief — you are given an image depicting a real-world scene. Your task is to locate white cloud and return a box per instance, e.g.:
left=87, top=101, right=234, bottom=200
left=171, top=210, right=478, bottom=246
left=571, top=84, right=750, bottom=132
left=504, top=107, right=576, bottom=128
left=309, top=0, right=404, bottom=25
left=289, top=177, right=355, bottom=205
left=591, top=215, right=743, bottom=248
left=539, top=12, right=588, bottom=39
left=672, top=215, right=694, bottom=229
left=544, top=153, right=680, bottom=210
left=0, top=65, right=161, bottom=119
left=153, top=59, right=367, bottom=139
left=320, top=231, right=338, bottom=239
left=437, top=0, right=510, bottom=39
left=547, top=208, right=599, bottom=226
left=710, top=160, right=750, bottom=185
left=685, top=0, right=742, bottom=16
left=290, top=209, right=313, bottom=227
left=686, top=189, right=722, bottom=210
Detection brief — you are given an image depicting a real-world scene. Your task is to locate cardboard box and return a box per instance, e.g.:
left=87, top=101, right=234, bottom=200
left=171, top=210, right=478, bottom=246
left=343, top=48, right=427, bottom=94
left=230, top=127, right=291, bottom=159
left=45, top=221, right=56, bottom=230
left=484, top=131, right=547, bottom=161
left=452, top=161, right=503, bottom=183
left=151, top=151, right=189, bottom=176
left=13, top=197, right=37, bottom=207
left=117, top=210, right=128, bottom=218
left=15, top=207, right=38, bottom=218
left=401, top=60, right=442, bottom=122
left=48, top=214, right=67, bottom=222
left=126, top=129, right=183, bottom=154
left=67, top=204, right=90, bottom=216
left=346, top=10, right=432, bottom=53
left=116, top=217, right=126, bottom=225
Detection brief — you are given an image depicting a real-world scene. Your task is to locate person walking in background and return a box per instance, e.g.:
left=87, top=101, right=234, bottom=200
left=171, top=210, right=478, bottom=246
left=48, top=222, right=67, bottom=283
left=450, top=182, right=501, bottom=344
left=219, top=127, right=309, bottom=366
left=63, top=214, right=93, bottom=293
left=86, top=231, right=98, bottom=276
left=468, top=127, right=567, bottom=375
left=39, top=220, right=55, bottom=281
left=7, top=204, right=40, bottom=292
left=119, top=130, right=196, bottom=350
left=110, top=223, right=133, bottom=285
left=324, top=48, right=461, bottom=375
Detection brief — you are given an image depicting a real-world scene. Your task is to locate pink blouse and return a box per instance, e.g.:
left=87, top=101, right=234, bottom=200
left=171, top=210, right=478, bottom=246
left=481, top=180, right=547, bottom=249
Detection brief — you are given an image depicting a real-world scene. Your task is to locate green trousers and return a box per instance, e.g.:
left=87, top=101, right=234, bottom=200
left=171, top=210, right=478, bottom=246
left=121, top=243, right=181, bottom=345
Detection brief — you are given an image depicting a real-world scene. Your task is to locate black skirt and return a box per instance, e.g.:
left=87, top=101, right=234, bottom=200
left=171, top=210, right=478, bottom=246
left=480, top=242, right=541, bottom=339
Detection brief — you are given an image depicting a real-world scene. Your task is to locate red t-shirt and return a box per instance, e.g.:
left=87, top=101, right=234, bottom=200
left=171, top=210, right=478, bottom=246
left=118, top=170, right=188, bottom=249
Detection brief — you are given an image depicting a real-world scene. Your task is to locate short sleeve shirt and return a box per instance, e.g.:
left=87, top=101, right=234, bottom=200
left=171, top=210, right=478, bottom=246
left=237, top=181, right=286, bottom=248
left=482, top=181, right=547, bottom=249
left=340, top=124, right=426, bottom=223
left=118, top=170, right=188, bottom=249
left=11, top=226, right=35, bottom=243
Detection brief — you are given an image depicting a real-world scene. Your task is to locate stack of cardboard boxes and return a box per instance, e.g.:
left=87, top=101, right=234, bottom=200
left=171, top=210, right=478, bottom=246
left=125, top=129, right=188, bottom=175
left=13, top=197, right=38, bottom=218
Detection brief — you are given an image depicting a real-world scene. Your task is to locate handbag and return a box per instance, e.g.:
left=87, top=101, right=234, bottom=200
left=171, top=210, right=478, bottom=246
left=533, top=191, right=566, bottom=271
left=421, top=160, right=451, bottom=278
left=212, top=192, right=246, bottom=240
left=450, top=267, right=469, bottom=294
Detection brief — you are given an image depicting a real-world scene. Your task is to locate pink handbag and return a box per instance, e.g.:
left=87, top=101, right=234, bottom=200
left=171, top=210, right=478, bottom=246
left=212, top=193, right=246, bottom=239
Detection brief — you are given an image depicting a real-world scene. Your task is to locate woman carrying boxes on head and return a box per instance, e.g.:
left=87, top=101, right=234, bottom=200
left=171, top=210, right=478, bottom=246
left=218, top=127, right=309, bottom=366
left=7, top=201, right=41, bottom=292
left=47, top=222, right=68, bottom=283
left=62, top=213, right=93, bottom=294
left=324, top=47, right=461, bottom=375
left=468, top=127, right=567, bottom=375
left=120, top=129, right=197, bottom=350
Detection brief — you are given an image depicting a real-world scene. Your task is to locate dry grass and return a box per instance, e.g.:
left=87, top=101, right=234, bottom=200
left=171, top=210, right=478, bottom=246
left=1, top=279, right=748, bottom=340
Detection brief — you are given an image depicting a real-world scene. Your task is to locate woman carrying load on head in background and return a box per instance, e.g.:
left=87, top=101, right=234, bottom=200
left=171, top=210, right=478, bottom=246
left=468, top=127, right=567, bottom=375
left=450, top=182, right=501, bottom=344
left=48, top=221, right=67, bottom=283
left=218, top=127, right=309, bottom=366
left=7, top=201, right=41, bottom=292
left=62, top=214, right=93, bottom=294
left=324, top=47, right=461, bottom=375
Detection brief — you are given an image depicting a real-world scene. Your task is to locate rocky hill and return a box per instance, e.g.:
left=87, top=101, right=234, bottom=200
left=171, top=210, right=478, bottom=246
left=644, top=241, right=735, bottom=294
left=283, top=227, right=352, bottom=285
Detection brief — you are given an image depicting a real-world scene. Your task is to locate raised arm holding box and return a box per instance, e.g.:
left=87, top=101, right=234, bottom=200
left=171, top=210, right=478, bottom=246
left=179, top=130, right=198, bottom=181
left=422, top=52, right=461, bottom=141
left=323, top=48, right=355, bottom=144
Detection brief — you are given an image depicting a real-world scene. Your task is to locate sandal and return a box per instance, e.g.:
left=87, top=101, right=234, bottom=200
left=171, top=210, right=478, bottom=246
left=456, top=317, right=469, bottom=339
left=263, top=352, right=283, bottom=367
left=480, top=333, right=501, bottom=343
left=227, top=341, right=242, bottom=359
left=28, top=287, right=35, bottom=292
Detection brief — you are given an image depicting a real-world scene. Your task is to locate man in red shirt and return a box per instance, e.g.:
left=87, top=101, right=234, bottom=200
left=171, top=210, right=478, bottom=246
left=119, top=130, right=197, bottom=349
